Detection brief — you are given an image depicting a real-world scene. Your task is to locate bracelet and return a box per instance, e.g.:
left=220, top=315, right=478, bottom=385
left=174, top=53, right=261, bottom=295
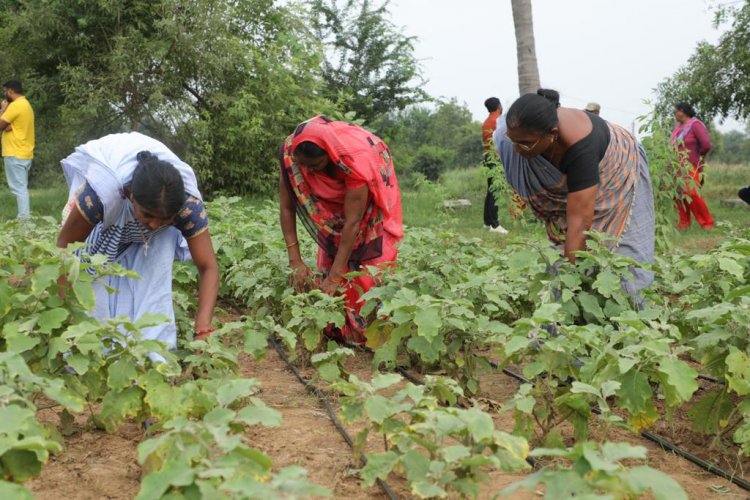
left=194, top=327, right=215, bottom=336
left=286, top=241, right=299, bottom=249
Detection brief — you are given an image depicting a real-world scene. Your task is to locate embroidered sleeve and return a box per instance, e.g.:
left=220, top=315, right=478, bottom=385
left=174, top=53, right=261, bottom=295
left=173, top=195, right=209, bottom=239
left=75, top=182, right=104, bottom=225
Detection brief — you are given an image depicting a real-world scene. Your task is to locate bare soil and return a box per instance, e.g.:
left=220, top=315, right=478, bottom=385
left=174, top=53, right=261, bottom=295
left=25, top=345, right=750, bottom=499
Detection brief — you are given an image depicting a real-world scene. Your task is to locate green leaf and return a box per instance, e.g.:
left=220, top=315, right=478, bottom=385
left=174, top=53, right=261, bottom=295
left=616, top=369, right=652, bottom=415
left=243, top=329, right=268, bottom=359
left=0, top=481, right=33, bottom=500
left=402, top=449, right=430, bottom=484
left=502, top=470, right=590, bottom=498
left=1, top=450, right=42, bottom=482
left=570, top=382, right=600, bottom=397
left=414, top=306, right=442, bottom=341
left=96, top=386, right=145, bottom=432
left=236, top=405, right=282, bottom=427
left=600, top=442, right=647, bottom=462
left=406, top=335, right=443, bottom=364
left=67, top=353, right=90, bottom=375
left=107, top=358, right=138, bottom=391
left=726, top=348, right=750, bottom=396
left=316, top=362, right=341, bottom=382
left=622, top=465, right=688, bottom=500
left=370, top=373, right=402, bottom=390
left=504, top=335, right=531, bottom=356
left=360, top=451, right=398, bottom=486
left=658, top=358, right=698, bottom=404
left=5, top=332, right=39, bottom=354
left=72, top=279, right=95, bottom=311
left=464, top=407, right=494, bottom=441
left=364, top=395, right=406, bottom=425
left=441, top=445, right=470, bottom=462
left=718, top=257, right=744, bottom=279
left=531, top=303, right=561, bottom=323
left=578, top=292, right=604, bottom=322
left=215, top=378, right=257, bottom=407
left=38, top=308, right=69, bottom=333
left=580, top=442, right=619, bottom=472
left=593, top=269, right=621, bottom=298
left=32, top=264, right=59, bottom=294
left=43, top=380, right=85, bottom=412
left=136, top=460, right=195, bottom=500
left=688, top=390, right=734, bottom=434
left=411, top=480, right=446, bottom=499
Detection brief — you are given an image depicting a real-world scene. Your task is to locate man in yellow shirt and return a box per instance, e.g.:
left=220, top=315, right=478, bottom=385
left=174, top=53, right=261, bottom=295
left=0, top=80, right=35, bottom=219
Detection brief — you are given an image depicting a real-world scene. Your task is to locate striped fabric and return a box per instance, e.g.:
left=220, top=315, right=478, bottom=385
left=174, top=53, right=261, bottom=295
left=85, top=216, right=166, bottom=262
left=497, top=119, right=639, bottom=247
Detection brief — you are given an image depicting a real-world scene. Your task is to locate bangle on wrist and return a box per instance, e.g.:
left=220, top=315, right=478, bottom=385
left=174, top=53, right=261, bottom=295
left=286, top=240, right=299, bottom=249
left=194, top=327, right=215, bottom=338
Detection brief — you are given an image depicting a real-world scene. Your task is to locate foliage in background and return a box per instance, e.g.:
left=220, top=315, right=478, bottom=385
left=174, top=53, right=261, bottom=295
left=309, top=0, right=427, bottom=124
left=655, top=2, right=750, bottom=121
left=638, top=108, right=692, bottom=249
left=712, top=122, right=750, bottom=164
left=372, top=99, right=482, bottom=183
left=0, top=0, right=337, bottom=195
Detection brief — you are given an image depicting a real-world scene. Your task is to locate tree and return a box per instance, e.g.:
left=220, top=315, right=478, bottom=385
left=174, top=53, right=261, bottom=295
left=712, top=125, right=750, bottom=164
left=371, top=99, right=481, bottom=182
left=309, top=0, right=428, bottom=123
left=511, top=0, right=541, bottom=96
left=0, top=0, right=337, bottom=194
left=656, top=2, right=750, bottom=120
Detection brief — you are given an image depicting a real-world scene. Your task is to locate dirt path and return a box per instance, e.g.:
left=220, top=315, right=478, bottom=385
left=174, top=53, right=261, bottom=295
left=28, top=416, right=142, bottom=500
left=25, top=347, right=750, bottom=499
left=240, top=350, right=387, bottom=498
left=475, top=368, right=748, bottom=499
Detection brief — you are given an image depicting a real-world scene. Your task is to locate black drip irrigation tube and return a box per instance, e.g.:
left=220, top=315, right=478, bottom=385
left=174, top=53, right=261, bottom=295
left=269, top=337, right=399, bottom=500
left=491, top=361, right=750, bottom=492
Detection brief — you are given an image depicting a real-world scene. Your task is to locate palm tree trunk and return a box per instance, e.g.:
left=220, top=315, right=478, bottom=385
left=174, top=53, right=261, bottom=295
left=511, top=0, right=541, bottom=96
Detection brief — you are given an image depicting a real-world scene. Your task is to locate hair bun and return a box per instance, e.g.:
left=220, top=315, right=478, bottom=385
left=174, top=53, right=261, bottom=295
left=536, top=88, right=561, bottom=108
left=136, top=150, right=155, bottom=162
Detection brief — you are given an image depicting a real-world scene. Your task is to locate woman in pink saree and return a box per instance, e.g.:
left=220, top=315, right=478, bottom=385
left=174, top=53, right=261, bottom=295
left=279, top=116, right=403, bottom=343
left=671, top=102, right=713, bottom=230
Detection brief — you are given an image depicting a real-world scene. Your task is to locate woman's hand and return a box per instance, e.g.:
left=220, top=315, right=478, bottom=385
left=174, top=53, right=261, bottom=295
left=319, top=275, right=343, bottom=296
left=289, top=261, right=314, bottom=292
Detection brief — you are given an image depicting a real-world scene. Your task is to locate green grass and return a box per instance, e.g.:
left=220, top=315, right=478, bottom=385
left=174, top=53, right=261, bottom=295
left=3, top=162, right=748, bottom=254
left=403, top=163, right=750, bottom=252
left=401, top=167, right=547, bottom=245
left=0, top=185, right=68, bottom=222
left=669, top=163, right=750, bottom=251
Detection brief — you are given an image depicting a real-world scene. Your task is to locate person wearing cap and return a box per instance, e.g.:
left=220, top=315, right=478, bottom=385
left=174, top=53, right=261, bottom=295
left=584, top=102, right=601, bottom=116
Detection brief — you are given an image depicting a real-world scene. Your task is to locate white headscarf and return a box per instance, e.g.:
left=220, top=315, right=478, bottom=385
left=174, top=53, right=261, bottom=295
left=61, top=132, right=201, bottom=228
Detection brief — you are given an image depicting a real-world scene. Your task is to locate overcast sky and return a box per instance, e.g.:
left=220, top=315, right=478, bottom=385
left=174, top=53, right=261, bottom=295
left=388, top=0, right=744, bottom=132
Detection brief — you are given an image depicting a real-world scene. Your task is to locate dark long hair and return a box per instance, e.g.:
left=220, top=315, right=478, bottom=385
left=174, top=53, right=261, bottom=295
left=131, top=151, right=185, bottom=215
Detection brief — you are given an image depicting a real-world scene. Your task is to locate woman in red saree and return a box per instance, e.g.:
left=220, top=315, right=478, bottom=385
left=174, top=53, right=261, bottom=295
left=279, top=116, right=403, bottom=343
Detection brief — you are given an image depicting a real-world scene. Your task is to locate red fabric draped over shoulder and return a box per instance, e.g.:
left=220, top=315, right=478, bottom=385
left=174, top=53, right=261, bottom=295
left=280, top=115, right=403, bottom=343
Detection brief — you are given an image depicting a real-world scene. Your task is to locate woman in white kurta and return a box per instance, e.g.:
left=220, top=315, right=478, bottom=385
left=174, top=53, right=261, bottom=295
left=57, top=132, right=219, bottom=349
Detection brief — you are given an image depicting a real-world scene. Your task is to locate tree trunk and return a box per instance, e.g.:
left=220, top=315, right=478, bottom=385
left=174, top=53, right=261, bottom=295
left=511, top=0, right=541, bottom=96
